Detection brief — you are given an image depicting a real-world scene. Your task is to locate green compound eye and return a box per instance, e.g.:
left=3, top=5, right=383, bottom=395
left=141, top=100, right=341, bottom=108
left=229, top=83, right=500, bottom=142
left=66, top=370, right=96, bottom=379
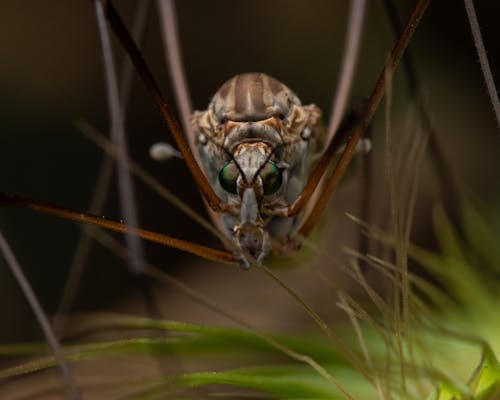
left=219, top=161, right=239, bottom=194
left=260, top=161, right=283, bottom=195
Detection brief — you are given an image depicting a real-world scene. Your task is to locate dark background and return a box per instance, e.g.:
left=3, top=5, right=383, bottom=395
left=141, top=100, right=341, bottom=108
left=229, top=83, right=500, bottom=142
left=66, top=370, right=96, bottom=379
left=0, top=1, right=499, bottom=343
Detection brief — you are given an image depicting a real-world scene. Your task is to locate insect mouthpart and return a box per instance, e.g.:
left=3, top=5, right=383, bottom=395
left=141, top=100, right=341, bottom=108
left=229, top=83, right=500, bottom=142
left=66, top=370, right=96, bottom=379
left=218, top=144, right=282, bottom=269
left=233, top=188, right=270, bottom=269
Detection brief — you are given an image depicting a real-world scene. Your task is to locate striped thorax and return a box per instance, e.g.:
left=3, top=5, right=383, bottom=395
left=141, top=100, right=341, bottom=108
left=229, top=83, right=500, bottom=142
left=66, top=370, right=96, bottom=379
left=192, top=73, right=323, bottom=268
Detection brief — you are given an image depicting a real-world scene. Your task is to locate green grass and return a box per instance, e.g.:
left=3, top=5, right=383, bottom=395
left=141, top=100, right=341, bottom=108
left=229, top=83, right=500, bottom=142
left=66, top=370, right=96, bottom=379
left=1, top=200, right=500, bottom=399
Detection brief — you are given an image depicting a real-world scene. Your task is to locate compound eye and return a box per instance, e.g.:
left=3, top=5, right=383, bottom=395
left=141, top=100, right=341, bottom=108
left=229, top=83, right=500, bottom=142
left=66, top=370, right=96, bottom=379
left=219, top=161, right=239, bottom=194
left=260, top=161, right=283, bottom=196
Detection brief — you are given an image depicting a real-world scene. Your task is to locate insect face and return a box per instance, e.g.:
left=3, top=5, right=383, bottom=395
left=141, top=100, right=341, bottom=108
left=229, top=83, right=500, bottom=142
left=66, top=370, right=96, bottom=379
left=192, top=73, right=323, bottom=267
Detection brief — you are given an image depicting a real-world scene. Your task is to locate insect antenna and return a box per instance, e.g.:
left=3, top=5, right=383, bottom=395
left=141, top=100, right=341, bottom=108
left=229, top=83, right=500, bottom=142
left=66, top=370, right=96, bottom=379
left=207, top=136, right=247, bottom=183
left=251, top=140, right=301, bottom=185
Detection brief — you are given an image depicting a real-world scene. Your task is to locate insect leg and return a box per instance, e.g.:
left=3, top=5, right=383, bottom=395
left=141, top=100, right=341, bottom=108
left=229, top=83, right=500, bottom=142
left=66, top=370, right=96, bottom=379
left=95, top=0, right=145, bottom=275
left=290, top=0, right=430, bottom=240
left=103, top=1, right=233, bottom=214
left=0, top=193, right=237, bottom=264
left=154, top=0, right=230, bottom=235
left=55, top=0, right=154, bottom=337
left=383, top=0, right=465, bottom=239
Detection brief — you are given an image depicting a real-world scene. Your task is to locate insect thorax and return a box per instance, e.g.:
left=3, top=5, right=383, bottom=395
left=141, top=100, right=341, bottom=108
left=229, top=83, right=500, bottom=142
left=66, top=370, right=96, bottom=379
left=192, top=73, right=323, bottom=262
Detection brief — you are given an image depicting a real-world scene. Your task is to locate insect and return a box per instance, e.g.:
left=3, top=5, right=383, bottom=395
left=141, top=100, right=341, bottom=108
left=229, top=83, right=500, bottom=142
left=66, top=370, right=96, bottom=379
left=1, top=0, right=428, bottom=271
left=2, top=1, right=500, bottom=399
left=192, top=72, right=327, bottom=267
left=0, top=0, right=492, bottom=304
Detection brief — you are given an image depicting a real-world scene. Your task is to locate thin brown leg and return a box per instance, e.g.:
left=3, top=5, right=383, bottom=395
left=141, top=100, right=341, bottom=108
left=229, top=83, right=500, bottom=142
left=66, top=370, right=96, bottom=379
left=383, top=0, right=464, bottom=239
left=0, top=193, right=236, bottom=264
left=293, top=0, right=429, bottom=239
left=103, top=1, right=233, bottom=214
left=272, top=1, right=428, bottom=222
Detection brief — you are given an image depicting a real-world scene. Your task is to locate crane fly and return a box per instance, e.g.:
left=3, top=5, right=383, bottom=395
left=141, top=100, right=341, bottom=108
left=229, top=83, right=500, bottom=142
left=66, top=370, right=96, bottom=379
left=3, top=1, right=500, bottom=398
left=0, top=0, right=429, bottom=270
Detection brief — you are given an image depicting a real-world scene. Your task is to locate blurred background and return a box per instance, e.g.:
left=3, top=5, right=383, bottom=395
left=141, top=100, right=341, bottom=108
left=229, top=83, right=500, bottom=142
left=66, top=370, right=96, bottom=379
left=0, top=0, right=499, bottom=352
